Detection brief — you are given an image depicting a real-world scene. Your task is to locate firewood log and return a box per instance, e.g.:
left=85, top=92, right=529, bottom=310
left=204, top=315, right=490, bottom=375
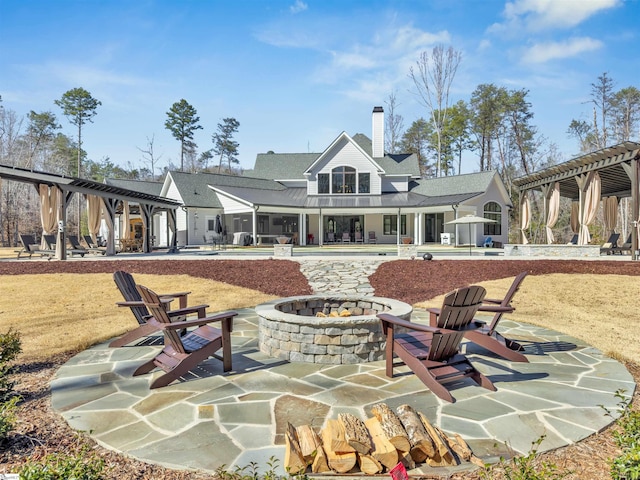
left=357, top=453, right=383, bottom=474
left=321, top=419, right=357, bottom=473
left=338, top=413, right=372, bottom=454
left=418, top=413, right=457, bottom=467
left=311, top=445, right=331, bottom=473
left=295, top=425, right=320, bottom=464
left=395, top=404, right=436, bottom=462
left=451, top=433, right=484, bottom=467
left=370, top=403, right=411, bottom=452
left=284, top=422, right=307, bottom=475
left=397, top=449, right=416, bottom=470
left=364, top=416, right=398, bottom=470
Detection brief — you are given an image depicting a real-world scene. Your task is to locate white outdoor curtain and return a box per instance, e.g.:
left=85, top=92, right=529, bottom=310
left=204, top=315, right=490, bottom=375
left=570, top=202, right=579, bottom=235
left=602, top=196, right=618, bottom=238
left=102, top=198, right=114, bottom=244
left=39, top=184, right=59, bottom=249
left=122, top=201, right=131, bottom=240
left=86, top=195, right=102, bottom=242
left=520, top=191, right=531, bottom=244
left=545, top=182, right=560, bottom=244
left=577, top=172, right=601, bottom=245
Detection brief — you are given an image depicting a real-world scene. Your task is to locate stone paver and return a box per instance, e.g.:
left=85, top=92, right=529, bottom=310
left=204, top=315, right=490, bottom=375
left=49, top=260, right=636, bottom=476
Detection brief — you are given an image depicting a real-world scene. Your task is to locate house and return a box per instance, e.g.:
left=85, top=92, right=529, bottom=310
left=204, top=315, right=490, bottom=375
left=155, top=107, right=512, bottom=248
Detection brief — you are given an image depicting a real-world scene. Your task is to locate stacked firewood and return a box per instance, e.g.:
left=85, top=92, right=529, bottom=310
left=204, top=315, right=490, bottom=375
left=284, top=402, right=484, bottom=475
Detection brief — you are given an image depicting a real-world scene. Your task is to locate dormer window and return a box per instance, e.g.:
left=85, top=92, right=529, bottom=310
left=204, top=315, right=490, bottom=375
left=317, top=167, right=370, bottom=194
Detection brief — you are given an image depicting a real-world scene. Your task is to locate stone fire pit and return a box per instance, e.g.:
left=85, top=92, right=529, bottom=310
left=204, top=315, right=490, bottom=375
left=255, top=295, right=412, bottom=364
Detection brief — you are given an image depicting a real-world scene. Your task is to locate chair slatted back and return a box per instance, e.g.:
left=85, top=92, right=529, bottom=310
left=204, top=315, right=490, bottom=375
left=429, top=330, right=466, bottom=361
left=43, top=234, right=56, bottom=249
left=434, top=286, right=486, bottom=330
left=486, top=272, right=527, bottom=332
left=19, top=234, right=37, bottom=253
left=609, top=233, right=620, bottom=247
left=136, top=284, right=186, bottom=354
left=68, top=235, right=83, bottom=249
left=113, top=271, right=150, bottom=326
left=84, top=235, right=97, bottom=248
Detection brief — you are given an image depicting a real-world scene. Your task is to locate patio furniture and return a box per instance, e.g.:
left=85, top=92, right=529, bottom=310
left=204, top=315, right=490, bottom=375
left=111, top=270, right=207, bottom=348
left=134, top=284, right=237, bottom=389
left=15, top=234, right=55, bottom=260
left=342, top=232, right=351, bottom=243
left=63, top=234, right=88, bottom=257
left=483, top=236, right=493, bottom=248
left=378, top=285, right=496, bottom=403
left=355, top=231, right=364, bottom=243
left=368, top=231, right=377, bottom=244
left=326, top=232, right=335, bottom=243
left=600, top=233, right=620, bottom=255
left=611, top=234, right=632, bottom=255
left=567, top=234, right=578, bottom=245
left=462, top=272, right=529, bottom=363
left=83, top=235, right=106, bottom=254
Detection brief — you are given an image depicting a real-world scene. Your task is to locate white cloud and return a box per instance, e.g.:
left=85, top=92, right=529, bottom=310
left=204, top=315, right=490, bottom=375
left=521, top=37, right=603, bottom=63
left=290, top=0, right=308, bottom=14
left=493, top=0, right=621, bottom=32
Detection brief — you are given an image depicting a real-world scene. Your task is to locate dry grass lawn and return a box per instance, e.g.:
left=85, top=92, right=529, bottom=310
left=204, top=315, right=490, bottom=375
left=415, top=273, right=640, bottom=363
left=0, top=273, right=277, bottom=362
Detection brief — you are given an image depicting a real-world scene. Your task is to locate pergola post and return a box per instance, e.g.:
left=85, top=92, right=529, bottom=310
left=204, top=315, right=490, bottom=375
left=632, top=158, right=639, bottom=260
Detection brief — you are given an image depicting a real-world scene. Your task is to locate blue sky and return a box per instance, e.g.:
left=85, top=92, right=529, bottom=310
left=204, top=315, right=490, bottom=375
left=1, top=0, right=639, bottom=174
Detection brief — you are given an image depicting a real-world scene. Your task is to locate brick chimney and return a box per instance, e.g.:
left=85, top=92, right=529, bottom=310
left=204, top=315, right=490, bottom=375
left=372, top=106, right=384, bottom=158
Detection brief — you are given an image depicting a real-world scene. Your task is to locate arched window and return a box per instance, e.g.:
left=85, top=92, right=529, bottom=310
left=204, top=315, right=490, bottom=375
left=484, top=202, right=501, bottom=235
left=332, top=166, right=356, bottom=194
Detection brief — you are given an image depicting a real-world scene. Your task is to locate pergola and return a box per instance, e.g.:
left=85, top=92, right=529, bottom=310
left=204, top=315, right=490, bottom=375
left=513, top=141, right=640, bottom=259
left=0, top=164, right=181, bottom=260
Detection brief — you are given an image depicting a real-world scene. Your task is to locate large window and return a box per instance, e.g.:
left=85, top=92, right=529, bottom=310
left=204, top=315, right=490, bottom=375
left=383, top=215, right=407, bottom=235
left=484, top=202, right=502, bottom=235
left=358, top=172, right=370, bottom=193
left=332, top=166, right=356, bottom=193
left=318, top=173, right=330, bottom=193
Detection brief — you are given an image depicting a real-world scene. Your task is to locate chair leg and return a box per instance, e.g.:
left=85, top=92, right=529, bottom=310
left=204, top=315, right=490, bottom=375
left=465, top=330, right=528, bottom=363
left=109, top=323, right=159, bottom=347
left=148, top=348, right=216, bottom=389
left=470, top=368, right=497, bottom=392
left=396, top=350, right=455, bottom=403
left=133, top=359, right=157, bottom=377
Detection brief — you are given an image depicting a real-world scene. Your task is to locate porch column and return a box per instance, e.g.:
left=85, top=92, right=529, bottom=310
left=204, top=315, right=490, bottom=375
left=318, top=209, right=323, bottom=246
left=252, top=208, right=257, bottom=246
left=299, top=212, right=305, bottom=246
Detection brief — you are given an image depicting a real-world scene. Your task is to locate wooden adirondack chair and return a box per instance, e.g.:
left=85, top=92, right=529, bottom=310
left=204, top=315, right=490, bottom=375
left=133, top=284, right=237, bottom=389
left=430, top=277, right=528, bottom=363
left=111, top=270, right=207, bottom=347
left=471, top=272, right=528, bottom=362
left=378, top=286, right=495, bottom=403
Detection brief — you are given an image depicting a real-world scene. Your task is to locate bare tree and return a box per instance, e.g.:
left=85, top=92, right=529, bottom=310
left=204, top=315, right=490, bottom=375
left=137, top=134, right=163, bottom=180
left=590, top=72, right=614, bottom=149
left=409, top=45, right=462, bottom=177
left=384, top=91, right=404, bottom=154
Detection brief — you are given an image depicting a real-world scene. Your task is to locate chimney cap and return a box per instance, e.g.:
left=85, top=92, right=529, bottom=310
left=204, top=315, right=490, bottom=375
left=373, top=106, right=384, bottom=113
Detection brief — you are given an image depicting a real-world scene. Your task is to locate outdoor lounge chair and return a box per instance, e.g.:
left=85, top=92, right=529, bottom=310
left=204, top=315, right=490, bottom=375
left=76, top=234, right=106, bottom=255
left=111, top=270, right=207, bottom=347
left=42, top=233, right=87, bottom=257
left=459, top=272, right=529, bottom=363
left=611, top=234, right=632, bottom=255
left=368, top=231, right=377, bottom=244
left=133, top=284, right=237, bottom=389
left=567, top=234, right=578, bottom=245
left=378, top=285, right=496, bottom=403
left=15, top=234, right=55, bottom=260
left=600, top=233, right=620, bottom=255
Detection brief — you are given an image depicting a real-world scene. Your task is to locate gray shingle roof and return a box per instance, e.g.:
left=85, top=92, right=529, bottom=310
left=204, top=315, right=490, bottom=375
left=169, top=171, right=285, bottom=208
left=411, top=170, right=497, bottom=197
left=105, top=178, right=163, bottom=196
left=252, top=134, right=420, bottom=179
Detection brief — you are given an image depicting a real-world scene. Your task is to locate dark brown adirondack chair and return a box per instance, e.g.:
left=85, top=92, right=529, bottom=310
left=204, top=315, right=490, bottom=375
left=133, top=284, right=237, bottom=389
left=378, top=285, right=495, bottom=403
left=467, top=272, right=528, bottom=362
left=430, top=275, right=529, bottom=363
left=111, top=270, right=206, bottom=347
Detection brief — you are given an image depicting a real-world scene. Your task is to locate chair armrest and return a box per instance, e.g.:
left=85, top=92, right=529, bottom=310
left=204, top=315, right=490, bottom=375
left=166, top=304, right=209, bottom=318
left=477, top=305, right=514, bottom=313
left=161, top=311, right=237, bottom=331
left=482, top=298, right=503, bottom=305
left=159, top=291, right=191, bottom=309
left=377, top=313, right=441, bottom=334
left=117, top=298, right=173, bottom=307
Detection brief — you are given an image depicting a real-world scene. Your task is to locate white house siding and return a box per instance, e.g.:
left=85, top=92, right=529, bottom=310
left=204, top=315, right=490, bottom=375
left=307, top=138, right=382, bottom=195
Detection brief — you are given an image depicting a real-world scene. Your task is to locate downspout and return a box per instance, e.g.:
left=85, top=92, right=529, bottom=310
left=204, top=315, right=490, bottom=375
left=452, top=203, right=459, bottom=246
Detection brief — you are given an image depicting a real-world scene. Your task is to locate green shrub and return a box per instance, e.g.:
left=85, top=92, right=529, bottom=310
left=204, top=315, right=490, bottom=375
left=0, top=328, right=22, bottom=402
left=610, top=397, right=640, bottom=480
left=18, top=446, right=106, bottom=480
left=0, top=395, right=19, bottom=443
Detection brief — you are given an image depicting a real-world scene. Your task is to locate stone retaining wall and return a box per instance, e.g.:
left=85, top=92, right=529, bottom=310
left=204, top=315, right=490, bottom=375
left=504, top=244, right=601, bottom=257
left=255, top=295, right=412, bottom=364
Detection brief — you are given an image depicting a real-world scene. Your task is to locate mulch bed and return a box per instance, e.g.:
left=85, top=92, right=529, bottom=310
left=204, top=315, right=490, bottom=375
left=0, top=258, right=638, bottom=479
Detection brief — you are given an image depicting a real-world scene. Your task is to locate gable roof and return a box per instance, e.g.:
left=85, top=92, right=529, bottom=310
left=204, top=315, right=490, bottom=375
left=251, top=133, right=420, bottom=180
left=411, top=170, right=498, bottom=197
left=105, top=178, right=163, bottom=196
left=166, top=170, right=286, bottom=208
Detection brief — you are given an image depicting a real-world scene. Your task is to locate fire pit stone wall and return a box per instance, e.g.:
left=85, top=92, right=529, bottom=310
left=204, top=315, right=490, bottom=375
left=255, top=295, right=412, bottom=364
